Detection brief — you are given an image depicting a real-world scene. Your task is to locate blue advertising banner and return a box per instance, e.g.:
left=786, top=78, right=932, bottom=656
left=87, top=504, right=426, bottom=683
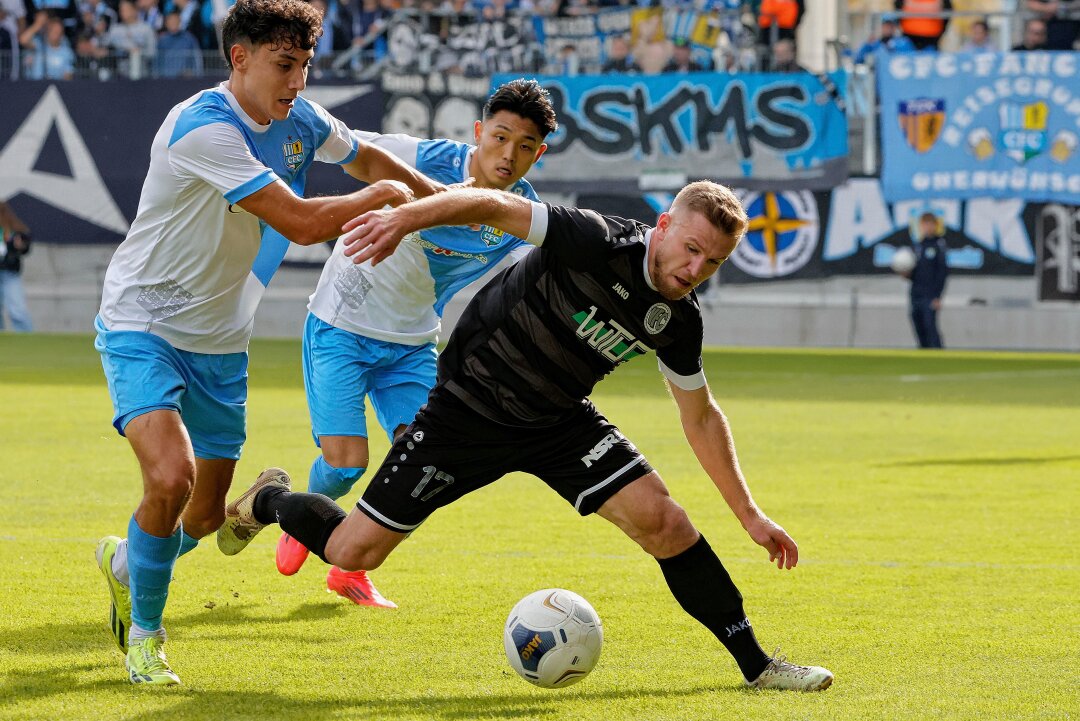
left=880, top=52, right=1080, bottom=205
left=0, top=81, right=383, bottom=246
left=492, top=71, right=848, bottom=192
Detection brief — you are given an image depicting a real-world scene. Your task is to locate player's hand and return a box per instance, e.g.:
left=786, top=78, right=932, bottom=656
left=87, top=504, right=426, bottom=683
left=341, top=209, right=405, bottom=266
left=376, top=179, right=415, bottom=207
left=743, top=514, right=799, bottom=569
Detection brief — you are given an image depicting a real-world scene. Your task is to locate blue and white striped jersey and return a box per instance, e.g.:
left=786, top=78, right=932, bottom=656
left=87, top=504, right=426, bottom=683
left=307, top=133, right=538, bottom=346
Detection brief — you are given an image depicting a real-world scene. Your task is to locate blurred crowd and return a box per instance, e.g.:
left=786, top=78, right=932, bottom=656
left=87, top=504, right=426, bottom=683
left=0, top=0, right=1076, bottom=81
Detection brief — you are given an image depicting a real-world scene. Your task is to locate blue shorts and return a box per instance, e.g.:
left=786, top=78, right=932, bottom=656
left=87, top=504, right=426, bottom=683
left=94, top=316, right=248, bottom=460
left=302, top=313, right=436, bottom=445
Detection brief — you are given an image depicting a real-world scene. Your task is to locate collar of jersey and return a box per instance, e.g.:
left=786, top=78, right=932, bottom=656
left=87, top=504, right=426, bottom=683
left=641, top=228, right=658, bottom=291
left=217, top=82, right=273, bottom=134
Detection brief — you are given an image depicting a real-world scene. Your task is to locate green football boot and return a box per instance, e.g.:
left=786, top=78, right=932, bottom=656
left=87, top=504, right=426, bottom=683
left=95, top=535, right=131, bottom=653
left=126, top=635, right=181, bottom=686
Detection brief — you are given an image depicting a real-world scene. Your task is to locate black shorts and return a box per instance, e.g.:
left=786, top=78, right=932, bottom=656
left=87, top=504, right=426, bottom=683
left=356, top=389, right=653, bottom=532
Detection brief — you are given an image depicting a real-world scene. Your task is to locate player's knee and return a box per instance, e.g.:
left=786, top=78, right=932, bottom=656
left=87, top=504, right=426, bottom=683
left=144, top=465, right=195, bottom=506
left=321, top=442, right=369, bottom=471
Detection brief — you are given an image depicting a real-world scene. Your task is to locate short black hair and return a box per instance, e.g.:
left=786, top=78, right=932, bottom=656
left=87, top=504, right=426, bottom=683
left=221, top=0, right=323, bottom=70
left=483, top=78, right=558, bottom=138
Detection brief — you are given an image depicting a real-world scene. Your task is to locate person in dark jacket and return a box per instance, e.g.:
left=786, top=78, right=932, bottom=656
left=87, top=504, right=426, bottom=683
left=907, top=211, right=948, bottom=348
left=0, top=200, right=32, bottom=332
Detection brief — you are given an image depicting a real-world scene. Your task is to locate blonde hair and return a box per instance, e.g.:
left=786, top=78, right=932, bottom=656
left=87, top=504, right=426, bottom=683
left=670, top=181, right=748, bottom=239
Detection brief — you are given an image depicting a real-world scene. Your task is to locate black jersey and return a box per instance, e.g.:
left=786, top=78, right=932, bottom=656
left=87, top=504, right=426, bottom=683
left=437, top=203, right=705, bottom=426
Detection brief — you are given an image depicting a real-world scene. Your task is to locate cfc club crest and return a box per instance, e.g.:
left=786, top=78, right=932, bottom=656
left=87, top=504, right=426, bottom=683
left=898, top=98, right=945, bottom=153
left=644, top=303, right=671, bottom=334
left=283, top=137, right=305, bottom=171
left=999, top=101, right=1048, bottom=163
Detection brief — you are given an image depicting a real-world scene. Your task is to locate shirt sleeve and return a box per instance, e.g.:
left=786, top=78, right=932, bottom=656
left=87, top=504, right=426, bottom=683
left=536, top=203, right=644, bottom=271
left=657, top=314, right=705, bottom=390
left=168, top=122, right=278, bottom=204
left=352, top=130, right=421, bottom=167
left=313, top=106, right=358, bottom=165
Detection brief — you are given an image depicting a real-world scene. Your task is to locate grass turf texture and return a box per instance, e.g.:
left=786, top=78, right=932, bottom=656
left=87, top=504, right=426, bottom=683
left=1, top=334, right=1077, bottom=721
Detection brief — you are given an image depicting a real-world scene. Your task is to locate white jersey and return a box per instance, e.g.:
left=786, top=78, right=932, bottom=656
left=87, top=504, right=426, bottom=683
left=99, top=83, right=357, bottom=353
left=307, top=133, right=539, bottom=346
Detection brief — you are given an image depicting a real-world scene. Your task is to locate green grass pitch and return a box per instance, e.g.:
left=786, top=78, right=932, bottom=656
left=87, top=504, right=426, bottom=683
left=1, top=334, right=1077, bottom=720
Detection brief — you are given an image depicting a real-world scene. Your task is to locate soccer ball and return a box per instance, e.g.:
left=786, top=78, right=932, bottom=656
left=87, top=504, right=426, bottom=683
left=890, top=246, right=917, bottom=275
left=503, top=589, right=603, bottom=688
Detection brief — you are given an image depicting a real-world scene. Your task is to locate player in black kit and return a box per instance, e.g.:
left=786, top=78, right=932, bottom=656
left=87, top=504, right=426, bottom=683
left=219, top=181, right=833, bottom=691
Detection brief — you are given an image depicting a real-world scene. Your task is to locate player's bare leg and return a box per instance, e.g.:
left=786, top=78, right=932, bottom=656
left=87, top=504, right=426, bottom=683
left=598, top=472, right=832, bottom=691
left=97, top=410, right=192, bottom=685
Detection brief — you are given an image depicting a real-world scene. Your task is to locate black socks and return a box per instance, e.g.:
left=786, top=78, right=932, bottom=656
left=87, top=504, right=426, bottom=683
left=657, top=535, right=771, bottom=682
left=253, top=487, right=346, bottom=563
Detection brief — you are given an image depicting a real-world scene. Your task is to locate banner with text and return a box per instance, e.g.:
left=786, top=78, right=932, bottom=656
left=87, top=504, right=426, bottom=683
left=576, top=178, right=1038, bottom=283
left=880, top=52, right=1080, bottom=205
left=386, top=12, right=540, bottom=77
left=492, top=71, right=848, bottom=192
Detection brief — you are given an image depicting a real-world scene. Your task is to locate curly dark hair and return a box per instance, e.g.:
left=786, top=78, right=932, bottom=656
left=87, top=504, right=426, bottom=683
left=221, top=0, right=323, bottom=69
left=483, top=79, right=558, bottom=138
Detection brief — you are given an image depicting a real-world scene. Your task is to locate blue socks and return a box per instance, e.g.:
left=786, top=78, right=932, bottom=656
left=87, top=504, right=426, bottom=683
left=178, top=531, right=200, bottom=557
left=308, top=455, right=365, bottom=501
left=127, top=515, right=182, bottom=633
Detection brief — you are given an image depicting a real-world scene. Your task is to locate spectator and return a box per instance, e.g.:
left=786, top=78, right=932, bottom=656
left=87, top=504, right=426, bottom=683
left=769, top=38, right=805, bottom=73
left=602, top=34, right=640, bottom=74
left=894, top=0, right=951, bottom=51
left=0, top=4, right=19, bottom=79
left=351, top=0, right=386, bottom=66
left=854, top=12, right=914, bottom=64
left=331, top=0, right=356, bottom=52
left=1, top=0, right=26, bottom=37
left=74, top=27, right=111, bottom=78
left=960, top=18, right=993, bottom=52
left=21, top=12, right=76, bottom=79
left=157, top=9, right=200, bottom=76
left=1026, top=1, right=1079, bottom=50
left=309, top=0, right=334, bottom=72
left=136, top=0, right=163, bottom=31
left=105, top=0, right=156, bottom=77
left=1013, top=18, right=1048, bottom=50
left=0, top=200, right=33, bottom=333
left=663, top=36, right=705, bottom=73
left=557, top=41, right=578, bottom=75
left=758, top=0, right=804, bottom=44
left=171, top=0, right=214, bottom=50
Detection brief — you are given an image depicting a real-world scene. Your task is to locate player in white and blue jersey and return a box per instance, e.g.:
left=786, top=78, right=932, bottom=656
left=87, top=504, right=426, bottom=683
left=261, top=80, right=558, bottom=607
left=91, top=0, right=446, bottom=686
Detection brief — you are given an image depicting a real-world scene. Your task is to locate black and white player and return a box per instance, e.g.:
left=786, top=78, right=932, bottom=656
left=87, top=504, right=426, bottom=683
left=219, top=181, right=834, bottom=691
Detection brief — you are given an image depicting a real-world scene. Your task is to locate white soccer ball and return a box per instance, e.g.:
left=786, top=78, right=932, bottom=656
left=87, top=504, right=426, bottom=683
left=503, top=589, right=603, bottom=688
left=890, top=246, right=917, bottom=274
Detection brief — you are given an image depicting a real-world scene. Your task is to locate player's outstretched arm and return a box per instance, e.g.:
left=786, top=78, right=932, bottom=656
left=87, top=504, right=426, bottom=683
left=339, top=187, right=538, bottom=266
left=667, top=381, right=799, bottom=570
left=343, top=140, right=446, bottom=199
left=236, top=178, right=414, bottom=246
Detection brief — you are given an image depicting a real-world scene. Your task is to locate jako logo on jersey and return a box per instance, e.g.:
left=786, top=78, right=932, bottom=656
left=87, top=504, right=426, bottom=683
left=581, top=430, right=623, bottom=467
left=612, top=282, right=629, bottom=300
left=644, top=303, right=670, bottom=334
left=480, top=226, right=504, bottom=247
left=283, top=138, right=304, bottom=171
left=572, top=306, right=649, bottom=364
